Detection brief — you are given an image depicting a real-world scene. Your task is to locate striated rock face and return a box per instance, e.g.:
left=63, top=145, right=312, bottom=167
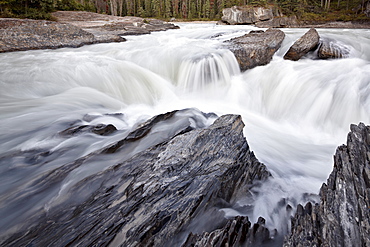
left=284, top=28, right=320, bottom=61
left=1, top=112, right=271, bottom=246
left=221, top=6, right=279, bottom=25
left=225, top=28, right=285, bottom=71
left=284, top=123, right=370, bottom=247
left=182, top=216, right=273, bottom=247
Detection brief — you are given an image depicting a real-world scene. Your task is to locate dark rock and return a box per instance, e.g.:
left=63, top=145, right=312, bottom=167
left=0, top=113, right=271, bottom=247
left=284, top=123, right=370, bottom=247
left=182, top=215, right=273, bottom=247
left=59, top=123, right=117, bottom=136
left=283, top=28, right=320, bottom=61
left=318, top=38, right=350, bottom=59
left=225, top=28, right=285, bottom=71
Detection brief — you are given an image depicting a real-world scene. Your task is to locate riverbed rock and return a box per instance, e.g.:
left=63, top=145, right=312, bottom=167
left=225, top=28, right=285, bottom=71
left=0, top=18, right=121, bottom=52
left=284, top=28, right=320, bottom=61
left=317, top=38, right=350, bottom=59
left=52, top=11, right=179, bottom=36
left=0, top=11, right=179, bottom=53
left=0, top=112, right=271, bottom=246
left=284, top=123, right=370, bottom=246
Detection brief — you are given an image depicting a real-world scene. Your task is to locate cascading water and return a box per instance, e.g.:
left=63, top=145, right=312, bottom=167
left=0, top=23, right=369, bottom=244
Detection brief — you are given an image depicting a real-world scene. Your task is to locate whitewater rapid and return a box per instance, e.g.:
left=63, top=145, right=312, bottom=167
left=0, top=23, right=369, bottom=240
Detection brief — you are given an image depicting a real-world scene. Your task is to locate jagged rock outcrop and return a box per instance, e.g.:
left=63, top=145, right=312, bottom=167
left=182, top=216, right=273, bottom=247
left=221, top=6, right=280, bottom=25
left=284, top=123, right=370, bottom=246
left=284, top=28, right=320, bottom=61
left=0, top=111, right=271, bottom=247
left=225, top=28, right=285, bottom=71
left=318, top=38, right=350, bottom=59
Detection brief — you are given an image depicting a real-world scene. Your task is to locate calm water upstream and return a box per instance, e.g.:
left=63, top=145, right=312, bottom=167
left=0, top=23, right=369, bottom=243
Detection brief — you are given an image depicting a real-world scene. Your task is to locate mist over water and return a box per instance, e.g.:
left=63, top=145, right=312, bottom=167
left=0, top=23, right=369, bottom=241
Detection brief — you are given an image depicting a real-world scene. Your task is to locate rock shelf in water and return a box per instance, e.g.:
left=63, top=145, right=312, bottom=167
left=0, top=112, right=271, bottom=246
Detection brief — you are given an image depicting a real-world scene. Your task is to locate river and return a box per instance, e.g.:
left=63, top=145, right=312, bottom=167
left=0, top=23, right=369, bottom=244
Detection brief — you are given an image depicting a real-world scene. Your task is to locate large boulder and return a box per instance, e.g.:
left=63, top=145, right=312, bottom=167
left=284, top=123, right=370, bottom=246
left=225, top=28, right=285, bottom=71
left=283, top=28, right=320, bottom=61
left=1, top=111, right=271, bottom=246
left=221, top=6, right=278, bottom=25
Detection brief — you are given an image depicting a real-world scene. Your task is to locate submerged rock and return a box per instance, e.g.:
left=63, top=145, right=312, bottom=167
left=225, top=28, right=285, bottom=71
left=284, top=123, right=370, bottom=246
left=284, top=28, right=320, bottom=61
left=1, top=112, right=271, bottom=246
left=318, top=38, right=350, bottom=59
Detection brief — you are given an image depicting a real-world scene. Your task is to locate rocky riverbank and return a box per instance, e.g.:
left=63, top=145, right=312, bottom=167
left=220, top=5, right=370, bottom=28
left=0, top=11, right=178, bottom=53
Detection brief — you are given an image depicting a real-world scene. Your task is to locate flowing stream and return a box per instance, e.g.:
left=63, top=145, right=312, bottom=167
left=0, top=23, right=370, bottom=243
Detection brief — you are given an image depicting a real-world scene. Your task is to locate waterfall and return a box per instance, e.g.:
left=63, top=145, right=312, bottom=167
left=0, top=23, right=369, bottom=241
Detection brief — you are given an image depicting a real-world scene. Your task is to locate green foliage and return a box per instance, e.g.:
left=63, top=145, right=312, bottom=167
left=1, top=0, right=368, bottom=21
left=56, top=0, right=84, bottom=11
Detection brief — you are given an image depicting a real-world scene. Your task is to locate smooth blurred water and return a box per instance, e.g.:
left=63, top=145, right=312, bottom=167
left=0, top=23, right=369, bottom=241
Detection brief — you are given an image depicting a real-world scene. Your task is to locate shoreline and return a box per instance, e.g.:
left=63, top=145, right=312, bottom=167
left=1, top=11, right=369, bottom=53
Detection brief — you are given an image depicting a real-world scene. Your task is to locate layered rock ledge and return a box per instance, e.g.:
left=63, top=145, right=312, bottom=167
left=284, top=123, right=370, bottom=246
left=0, top=11, right=178, bottom=53
left=0, top=111, right=271, bottom=246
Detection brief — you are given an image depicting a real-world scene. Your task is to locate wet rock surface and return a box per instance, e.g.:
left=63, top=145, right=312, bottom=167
left=284, top=28, right=320, bottom=61
left=318, top=38, right=350, bottom=59
left=284, top=123, right=370, bottom=247
left=225, top=28, right=285, bottom=71
left=182, top=216, right=273, bottom=247
left=0, top=112, right=271, bottom=247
